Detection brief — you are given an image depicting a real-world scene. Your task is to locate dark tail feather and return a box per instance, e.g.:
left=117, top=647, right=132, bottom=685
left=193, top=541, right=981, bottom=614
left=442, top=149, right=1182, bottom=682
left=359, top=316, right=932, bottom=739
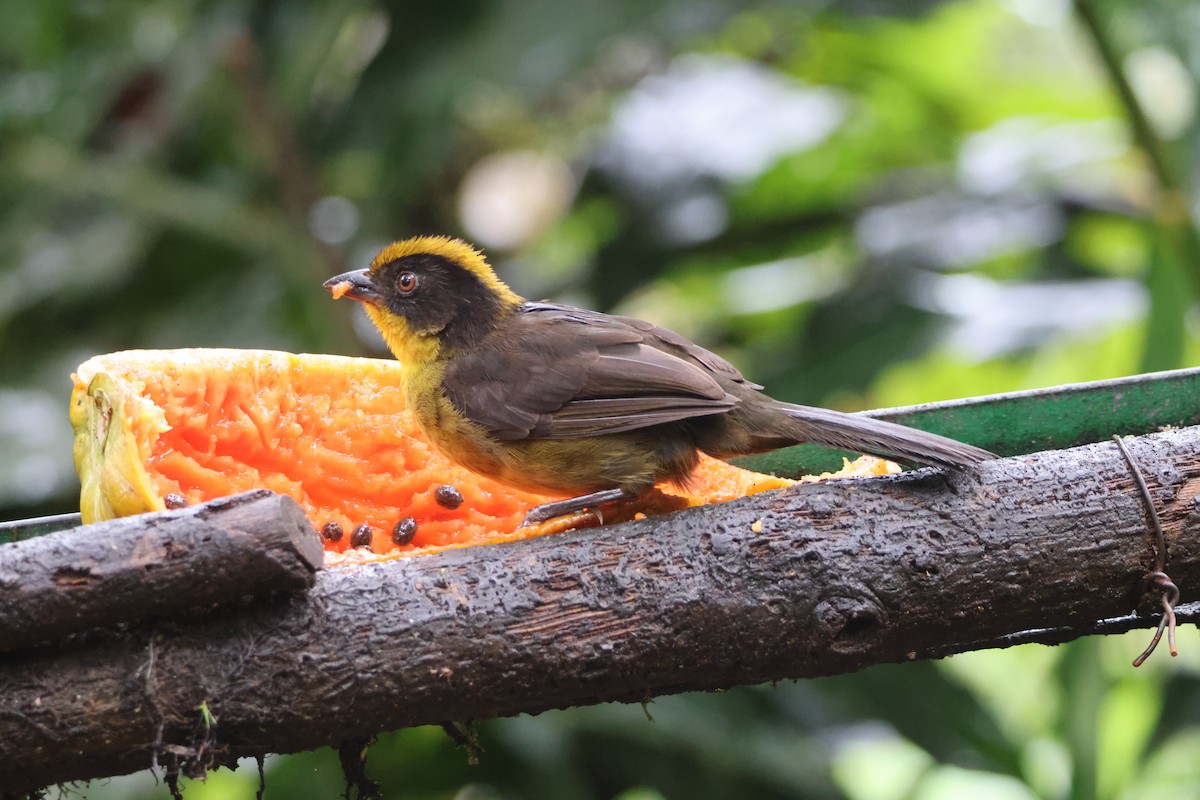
left=776, top=402, right=995, bottom=470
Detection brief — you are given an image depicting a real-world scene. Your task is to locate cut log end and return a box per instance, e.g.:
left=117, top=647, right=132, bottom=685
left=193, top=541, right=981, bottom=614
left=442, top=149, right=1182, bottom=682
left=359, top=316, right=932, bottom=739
left=0, top=490, right=322, bottom=654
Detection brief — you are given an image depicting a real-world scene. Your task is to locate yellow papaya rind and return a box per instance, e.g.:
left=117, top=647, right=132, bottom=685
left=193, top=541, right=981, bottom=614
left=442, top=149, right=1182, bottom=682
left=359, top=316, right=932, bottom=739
left=71, top=370, right=164, bottom=523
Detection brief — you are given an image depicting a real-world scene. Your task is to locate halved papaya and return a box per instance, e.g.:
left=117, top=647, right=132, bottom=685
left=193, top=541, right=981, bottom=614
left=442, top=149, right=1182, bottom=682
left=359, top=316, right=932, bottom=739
left=70, top=349, right=892, bottom=560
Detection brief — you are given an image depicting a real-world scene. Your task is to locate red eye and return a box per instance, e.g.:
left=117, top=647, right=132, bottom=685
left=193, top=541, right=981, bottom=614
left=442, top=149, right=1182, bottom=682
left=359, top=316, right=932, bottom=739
left=396, top=271, right=419, bottom=296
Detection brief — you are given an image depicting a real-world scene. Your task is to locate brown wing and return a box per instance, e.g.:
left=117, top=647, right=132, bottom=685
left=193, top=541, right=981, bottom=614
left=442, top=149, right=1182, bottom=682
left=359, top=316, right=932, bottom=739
left=442, top=302, right=740, bottom=441
left=606, top=312, right=762, bottom=390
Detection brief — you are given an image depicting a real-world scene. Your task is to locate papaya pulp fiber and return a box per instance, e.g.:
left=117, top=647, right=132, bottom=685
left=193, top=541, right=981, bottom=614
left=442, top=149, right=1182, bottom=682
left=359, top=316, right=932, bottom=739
left=71, top=349, right=894, bottom=562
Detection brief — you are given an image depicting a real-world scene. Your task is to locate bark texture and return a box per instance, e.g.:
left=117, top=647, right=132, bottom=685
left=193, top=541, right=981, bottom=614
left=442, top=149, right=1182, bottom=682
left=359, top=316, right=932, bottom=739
left=0, top=490, right=322, bottom=653
left=2, top=428, right=1199, bottom=794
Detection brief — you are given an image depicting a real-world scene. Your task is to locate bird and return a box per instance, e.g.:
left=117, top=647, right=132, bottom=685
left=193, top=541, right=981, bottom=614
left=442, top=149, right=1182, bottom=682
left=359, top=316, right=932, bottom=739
left=324, top=236, right=994, bottom=526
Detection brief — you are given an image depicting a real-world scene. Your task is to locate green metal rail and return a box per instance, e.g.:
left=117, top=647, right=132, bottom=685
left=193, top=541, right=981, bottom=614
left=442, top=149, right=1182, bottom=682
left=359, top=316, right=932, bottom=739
left=0, top=512, right=85, bottom=543
left=737, top=366, right=1200, bottom=475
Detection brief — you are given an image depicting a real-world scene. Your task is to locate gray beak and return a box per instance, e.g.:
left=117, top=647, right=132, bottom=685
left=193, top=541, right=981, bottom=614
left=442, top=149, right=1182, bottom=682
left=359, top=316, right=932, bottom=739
left=323, top=269, right=383, bottom=305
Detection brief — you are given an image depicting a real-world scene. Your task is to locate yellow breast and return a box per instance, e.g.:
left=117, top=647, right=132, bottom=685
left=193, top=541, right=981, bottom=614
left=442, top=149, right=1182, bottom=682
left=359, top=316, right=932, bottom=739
left=399, top=357, right=510, bottom=480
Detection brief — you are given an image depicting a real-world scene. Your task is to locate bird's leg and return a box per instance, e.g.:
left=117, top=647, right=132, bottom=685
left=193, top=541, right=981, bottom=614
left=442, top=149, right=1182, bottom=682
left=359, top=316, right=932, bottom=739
left=519, top=487, right=637, bottom=528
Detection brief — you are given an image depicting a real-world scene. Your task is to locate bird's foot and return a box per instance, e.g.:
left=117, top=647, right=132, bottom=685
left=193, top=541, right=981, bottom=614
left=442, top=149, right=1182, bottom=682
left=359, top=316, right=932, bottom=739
left=518, top=487, right=634, bottom=529
left=517, top=509, right=606, bottom=538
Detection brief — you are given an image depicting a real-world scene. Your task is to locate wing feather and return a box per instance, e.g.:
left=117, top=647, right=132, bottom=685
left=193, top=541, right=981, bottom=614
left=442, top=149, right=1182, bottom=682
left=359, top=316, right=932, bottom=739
left=530, top=395, right=737, bottom=438
left=442, top=303, right=741, bottom=440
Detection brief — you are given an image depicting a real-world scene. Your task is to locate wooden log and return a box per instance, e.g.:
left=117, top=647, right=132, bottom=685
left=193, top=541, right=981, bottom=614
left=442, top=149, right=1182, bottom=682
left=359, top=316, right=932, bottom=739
left=0, top=490, right=322, bottom=653
left=1, top=428, right=1198, bottom=794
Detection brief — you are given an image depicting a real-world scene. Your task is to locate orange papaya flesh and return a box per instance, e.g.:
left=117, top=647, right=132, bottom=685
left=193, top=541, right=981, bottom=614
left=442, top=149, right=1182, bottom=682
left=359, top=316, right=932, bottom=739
left=71, top=349, right=895, bottom=562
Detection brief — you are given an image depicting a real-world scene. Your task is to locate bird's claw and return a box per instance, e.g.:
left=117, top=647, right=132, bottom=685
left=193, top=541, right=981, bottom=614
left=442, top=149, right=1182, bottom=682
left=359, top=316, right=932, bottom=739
left=516, top=508, right=605, bottom=536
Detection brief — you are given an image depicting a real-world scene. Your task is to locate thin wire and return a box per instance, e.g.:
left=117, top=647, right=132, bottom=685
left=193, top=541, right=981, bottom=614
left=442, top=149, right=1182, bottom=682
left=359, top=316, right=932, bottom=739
left=1113, top=435, right=1179, bottom=664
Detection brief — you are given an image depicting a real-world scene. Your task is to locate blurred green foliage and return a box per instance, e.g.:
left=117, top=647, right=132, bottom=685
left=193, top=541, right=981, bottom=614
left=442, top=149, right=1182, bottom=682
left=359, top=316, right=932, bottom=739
left=4, top=0, right=1200, bottom=797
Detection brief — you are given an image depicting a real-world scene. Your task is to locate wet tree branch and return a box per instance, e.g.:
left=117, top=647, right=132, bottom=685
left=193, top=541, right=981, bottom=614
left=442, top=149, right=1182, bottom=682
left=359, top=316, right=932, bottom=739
left=2, top=426, right=1199, bottom=794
